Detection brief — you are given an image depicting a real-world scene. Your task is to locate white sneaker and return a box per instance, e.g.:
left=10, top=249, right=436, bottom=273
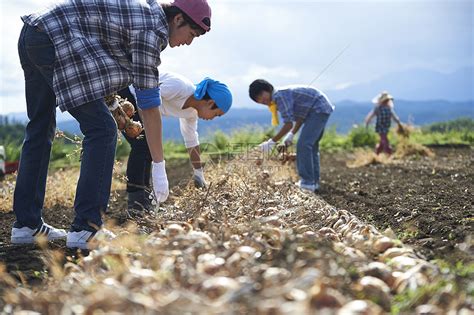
left=296, top=181, right=316, bottom=192
left=66, top=228, right=116, bottom=250
left=11, top=223, right=67, bottom=244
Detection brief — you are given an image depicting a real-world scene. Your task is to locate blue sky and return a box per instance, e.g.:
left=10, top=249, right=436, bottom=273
left=0, top=0, right=473, bottom=114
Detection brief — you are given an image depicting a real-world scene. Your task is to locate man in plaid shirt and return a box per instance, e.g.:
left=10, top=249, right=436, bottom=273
left=249, top=80, right=335, bottom=193
left=12, top=0, right=212, bottom=250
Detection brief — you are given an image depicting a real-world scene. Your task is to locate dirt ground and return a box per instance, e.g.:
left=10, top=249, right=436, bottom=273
left=0, top=147, right=472, bottom=289
left=319, top=146, right=473, bottom=264
left=0, top=159, right=195, bottom=287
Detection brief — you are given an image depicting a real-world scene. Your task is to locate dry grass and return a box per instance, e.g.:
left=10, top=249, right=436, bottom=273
left=394, top=125, right=434, bottom=158
left=347, top=126, right=435, bottom=168
left=393, top=139, right=435, bottom=159
left=395, top=123, right=413, bottom=138
left=0, top=170, right=79, bottom=213
left=346, top=149, right=391, bottom=168
left=0, top=161, right=126, bottom=213
left=0, top=149, right=470, bottom=314
left=0, top=175, right=16, bottom=213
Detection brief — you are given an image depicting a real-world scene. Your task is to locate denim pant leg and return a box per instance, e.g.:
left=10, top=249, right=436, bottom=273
left=117, top=88, right=152, bottom=193
left=68, top=100, right=117, bottom=232
left=312, top=127, right=326, bottom=185
left=13, top=24, right=57, bottom=229
left=296, top=112, right=330, bottom=186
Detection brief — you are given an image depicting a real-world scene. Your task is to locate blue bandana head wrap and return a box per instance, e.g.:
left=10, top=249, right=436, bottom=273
left=194, top=78, right=233, bottom=113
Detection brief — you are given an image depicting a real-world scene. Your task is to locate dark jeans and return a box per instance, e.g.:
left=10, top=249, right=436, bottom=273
left=14, top=23, right=117, bottom=232
left=117, top=88, right=152, bottom=193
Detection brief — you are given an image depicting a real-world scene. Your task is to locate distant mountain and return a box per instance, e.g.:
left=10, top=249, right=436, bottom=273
left=55, top=100, right=474, bottom=138
left=326, top=67, right=473, bottom=102
left=1, top=112, right=28, bottom=124
left=3, top=100, right=473, bottom=140
left=4, top=66, right=472, bottom=138
left=190, top=100, right=473, bottom=136
left=1, top=110, right=76, bottom=125
left=327, top=100, right=473, bottom=133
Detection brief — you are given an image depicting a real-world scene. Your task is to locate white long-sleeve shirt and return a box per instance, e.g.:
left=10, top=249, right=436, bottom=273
left=131, top=72, right=199, bottom=148
left=159, top=72, right=199, bottom=148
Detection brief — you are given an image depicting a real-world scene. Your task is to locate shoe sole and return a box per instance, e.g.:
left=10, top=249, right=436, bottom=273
left=11, top=235, right=66, bottom=244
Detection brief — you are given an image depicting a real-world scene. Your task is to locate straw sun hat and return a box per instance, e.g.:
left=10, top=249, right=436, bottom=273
left=372, top=91, right=394, bottom=104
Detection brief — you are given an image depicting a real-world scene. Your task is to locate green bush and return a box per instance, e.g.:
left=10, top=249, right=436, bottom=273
left=0, top=123, right=25, bottom=144
left=461, top=131, right=474, bottom=144
left=202, top=126, right=275, bottom=156
left=423, top=117, right=474, bottom=133
left=320, top=126, right=351, bottom=151
left=347, top=125, right=378, bottom=148
left=409, top=129, right=474, bottom=146
left=4, top=141, right=22, bottom=162
left=228, top=125, right=271, bottom=146
left=163, top=140, right=188, bottom=159
left=116, top=137, right=131, bottom=160
left=51, top=139, right=72, bottom=161
left=3, top=139, right=79, bottom=163
left=210, top=130, right=230, bottom=152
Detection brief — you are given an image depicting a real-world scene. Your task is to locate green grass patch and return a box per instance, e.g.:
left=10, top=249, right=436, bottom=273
left=391, top=260, right=474, bottom=314
left=391, top=280, right=447, bottom=314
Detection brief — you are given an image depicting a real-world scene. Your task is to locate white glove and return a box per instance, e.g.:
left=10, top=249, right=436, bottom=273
left=152, top=160, right=169, bottom=202
left=259, top=139, right=276, bottom=154
left=193, top=168, right=207, bottom=188
left=282, top=132, right=294, bottom=147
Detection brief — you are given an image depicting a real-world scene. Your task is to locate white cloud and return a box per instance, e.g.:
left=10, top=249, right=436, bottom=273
left=0, top=0, right=58, bottom=114
left=1, top=0, right=472, bottom=114
left=333, top=82, right=354, bottom=91
left=241, top=65, right=300, bottom=83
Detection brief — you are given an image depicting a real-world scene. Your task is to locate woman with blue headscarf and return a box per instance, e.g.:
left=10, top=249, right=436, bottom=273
left=118, top=72, right=232, bottom=216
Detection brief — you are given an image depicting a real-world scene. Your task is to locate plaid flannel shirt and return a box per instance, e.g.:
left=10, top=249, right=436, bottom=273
left=375, top=105, right=397, bottom=134
left=273, top=86, right=334, bottom=124
left=22, top=0, right=169, bottom=112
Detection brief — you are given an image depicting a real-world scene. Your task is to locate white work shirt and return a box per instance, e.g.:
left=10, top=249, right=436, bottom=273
left=131, top=72, right=199, bottom=148
left=159, top=72, right=199, bottom=148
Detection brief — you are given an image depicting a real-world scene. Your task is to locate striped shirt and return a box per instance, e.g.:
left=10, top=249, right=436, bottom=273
left=22, top=0, right=169, bottom=112
left=273, top=86, right=334, bottom=124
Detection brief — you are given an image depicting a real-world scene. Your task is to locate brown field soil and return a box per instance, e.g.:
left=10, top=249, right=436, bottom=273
left=319, top=146, right=473, bottom=263
left=0, top=147, right=472, bottom=287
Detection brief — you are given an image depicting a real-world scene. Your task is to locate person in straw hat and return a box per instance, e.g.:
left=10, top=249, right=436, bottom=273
left=365, top=91, right=404, bottom=155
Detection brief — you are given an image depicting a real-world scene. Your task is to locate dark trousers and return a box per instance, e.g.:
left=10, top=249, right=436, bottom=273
left=14, top=23, right=117, bottom=232
left=116, top=88, right=152, bottom=193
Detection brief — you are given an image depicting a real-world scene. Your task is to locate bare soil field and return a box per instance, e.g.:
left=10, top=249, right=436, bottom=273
left=319, top=147, right=473, bottom=264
